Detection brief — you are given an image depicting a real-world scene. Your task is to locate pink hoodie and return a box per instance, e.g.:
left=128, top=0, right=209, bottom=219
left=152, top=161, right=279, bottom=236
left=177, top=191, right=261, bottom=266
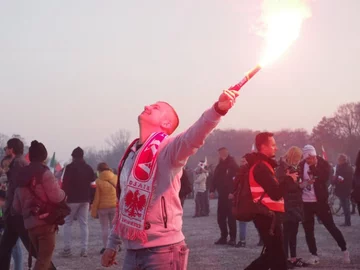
left=107, top=104, right=224, bottom=250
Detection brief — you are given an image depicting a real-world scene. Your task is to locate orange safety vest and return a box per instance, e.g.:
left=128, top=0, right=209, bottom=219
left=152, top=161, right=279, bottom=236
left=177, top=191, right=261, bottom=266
left=249, top=161, right=284, bottom=213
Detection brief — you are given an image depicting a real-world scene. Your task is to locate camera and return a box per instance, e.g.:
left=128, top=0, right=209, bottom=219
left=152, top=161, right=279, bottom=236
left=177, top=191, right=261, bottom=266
left=287, top=165, right=300, bottom=174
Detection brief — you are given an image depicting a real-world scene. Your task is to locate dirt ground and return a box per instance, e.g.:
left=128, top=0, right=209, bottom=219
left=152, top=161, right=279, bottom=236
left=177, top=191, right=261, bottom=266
left=16, top=199, right=360, bottom=269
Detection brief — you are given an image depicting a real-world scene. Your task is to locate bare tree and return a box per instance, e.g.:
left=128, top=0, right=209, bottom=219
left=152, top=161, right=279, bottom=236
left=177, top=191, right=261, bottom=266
left=84, top=129, right=131, bottom=170
left=106, top=129, right=131, bottom=150
left=311, top=102, right=360, bottom=162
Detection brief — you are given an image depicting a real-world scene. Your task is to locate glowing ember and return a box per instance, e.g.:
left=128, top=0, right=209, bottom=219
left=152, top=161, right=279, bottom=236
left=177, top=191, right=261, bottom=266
left=259, top=0, right=311, bottom=67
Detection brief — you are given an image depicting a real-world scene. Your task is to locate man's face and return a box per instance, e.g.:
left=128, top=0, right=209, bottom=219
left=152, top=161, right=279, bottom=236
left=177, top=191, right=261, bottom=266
left=138, top=102, right=175, bottom=134
left=1, top=159, right=11, bottom=172
left=4, top=146, right=13, bottom=157
left=261, top=137, right=277, bottom=158
left=218, top=149, right=229, bottom=160
left=338, top=156, right=346, bottom=165
left=305, top=155, right=317, bottom=166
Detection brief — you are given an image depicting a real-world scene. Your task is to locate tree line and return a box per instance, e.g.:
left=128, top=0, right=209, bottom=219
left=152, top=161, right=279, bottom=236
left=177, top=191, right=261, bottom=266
left=1, top=102, right=359, bottom=171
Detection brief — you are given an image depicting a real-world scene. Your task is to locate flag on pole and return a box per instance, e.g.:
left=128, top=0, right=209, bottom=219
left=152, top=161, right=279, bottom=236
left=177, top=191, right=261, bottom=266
left=47, top=152, right=56, bottom=173
left=321, top=145, right=328, bottom=160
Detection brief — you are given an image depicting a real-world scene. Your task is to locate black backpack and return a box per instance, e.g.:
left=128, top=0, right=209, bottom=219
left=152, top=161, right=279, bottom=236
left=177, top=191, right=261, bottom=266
left=232, top=163, right=272, bottom=222
left=29, top=167, right=71, bottom=226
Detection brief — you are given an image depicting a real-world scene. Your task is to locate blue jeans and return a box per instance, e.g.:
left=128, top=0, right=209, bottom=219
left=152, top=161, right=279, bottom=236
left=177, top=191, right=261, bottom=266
left=64, top=203, right=89, bottom=251
left=12, top=238, right=23, bottom=270
left=123, top=241, right=189, bottom=270
left=339, top=196, right=351, bottom=225
left=98, top=208, right=116, bottom=247
left=238, top=221, right=247, bottom=242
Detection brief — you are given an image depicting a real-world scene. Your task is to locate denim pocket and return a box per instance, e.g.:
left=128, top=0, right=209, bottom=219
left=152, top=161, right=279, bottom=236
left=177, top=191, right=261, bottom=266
left=178, top=244, right=189, bottom=270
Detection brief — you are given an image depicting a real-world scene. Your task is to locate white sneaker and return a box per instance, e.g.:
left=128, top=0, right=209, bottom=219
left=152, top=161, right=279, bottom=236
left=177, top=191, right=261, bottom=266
left=306, top=255, right=320, bottom=265
left=343, top=250, right=351, bottom=264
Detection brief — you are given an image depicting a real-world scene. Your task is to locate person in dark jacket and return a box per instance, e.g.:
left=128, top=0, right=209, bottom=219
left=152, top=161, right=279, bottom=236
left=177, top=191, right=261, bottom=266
left=179, top=168, right=192, bottom=207
left=244, top=132, right=290, bottom=270
left=13, top=140, right=65, bottom=270
left=204, top=165, right=214, bottom=216
left=210, top=147, right=239, bottom=246
left=333, top=154, right=354, bottom=226
left=300, top=145, right=349, bottom=265
left=0, top=138, right=57, bottom=270
left=276, top=147, right=308, bottom=268
left=352, top=150, right=360, bottom=214
left=61, top=147, right=95, bottom=257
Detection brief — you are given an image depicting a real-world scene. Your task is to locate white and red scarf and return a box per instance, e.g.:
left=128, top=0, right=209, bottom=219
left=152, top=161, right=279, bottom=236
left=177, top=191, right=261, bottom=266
left=113, top=132, right=167, bottom=243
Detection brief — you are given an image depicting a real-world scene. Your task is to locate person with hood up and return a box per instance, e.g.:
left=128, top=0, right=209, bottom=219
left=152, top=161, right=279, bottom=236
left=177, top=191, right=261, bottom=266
left=91, top=162, right=118, bottom=255
left=13, top=140, right=65, bottom=270
left=210, top=147, right=239, bottom=246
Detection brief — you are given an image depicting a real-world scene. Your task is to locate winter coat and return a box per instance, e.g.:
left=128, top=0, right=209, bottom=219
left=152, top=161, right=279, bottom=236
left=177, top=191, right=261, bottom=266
left=276, top=160, right=303, bottom=223
left=91, top=170, right=117, bottom=218
left=244, top=152, right=287, bottom=203
left=334, top=162, right=354, bottom=198
left=179, top=169, right=192, bottom=199
left=352, top=170, right=360, bottom=203
left=62, top=159, right=95, bottom=203
left=210, top=156, right=239, bottom=198
left=4, top=155, right=28, bottom=217
left=299, top=156, right=330, bottom=204
left=193, top=172, right=207, bottom=193
left=12, top=162, right=65, bottom=230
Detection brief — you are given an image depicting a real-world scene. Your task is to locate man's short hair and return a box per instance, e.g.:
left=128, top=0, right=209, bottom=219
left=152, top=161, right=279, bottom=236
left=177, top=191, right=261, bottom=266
left=159, top=102, right=179, bottom=135
left=7, top=138, right=24, bottom=155
left=218, top=147, right=227, bottom=152
left=255, top=132, right=274, bottom=152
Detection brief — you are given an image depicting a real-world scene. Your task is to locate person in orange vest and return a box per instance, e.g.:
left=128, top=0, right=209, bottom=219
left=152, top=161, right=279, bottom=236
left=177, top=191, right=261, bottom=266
left=244, top=132, right=295, bottom=270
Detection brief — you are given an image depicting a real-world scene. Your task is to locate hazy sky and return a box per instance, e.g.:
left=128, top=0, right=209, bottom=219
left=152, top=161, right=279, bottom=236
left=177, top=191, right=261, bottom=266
left=0, top=0, right=359, bottom=162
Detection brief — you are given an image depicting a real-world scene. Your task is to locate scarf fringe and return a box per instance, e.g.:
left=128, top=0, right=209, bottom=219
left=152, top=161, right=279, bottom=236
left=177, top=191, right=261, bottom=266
left=112, top=211, right=148, bottom=243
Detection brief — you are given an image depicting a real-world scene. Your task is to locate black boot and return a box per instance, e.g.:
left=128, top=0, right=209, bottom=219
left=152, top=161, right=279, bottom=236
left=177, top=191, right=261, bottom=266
left=214, top=237, right=227, bottom=245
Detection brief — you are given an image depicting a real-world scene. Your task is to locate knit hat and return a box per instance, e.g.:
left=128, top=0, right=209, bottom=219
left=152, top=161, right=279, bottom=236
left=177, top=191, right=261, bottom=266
left=72, top=147, right=84, bottom=159
left=29, top=140, right=48, bottom=162
left=303, top=145, right=317, bottom=159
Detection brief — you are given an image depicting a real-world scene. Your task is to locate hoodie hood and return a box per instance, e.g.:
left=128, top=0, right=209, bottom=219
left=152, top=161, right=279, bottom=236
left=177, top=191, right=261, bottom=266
left=99, top=170, right=117, bottom=185
left=243, top=152, right=278, bottom=168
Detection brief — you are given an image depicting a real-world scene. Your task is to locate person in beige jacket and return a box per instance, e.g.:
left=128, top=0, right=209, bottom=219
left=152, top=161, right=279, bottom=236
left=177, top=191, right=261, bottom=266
left=91, top=163, right=118, bottom=254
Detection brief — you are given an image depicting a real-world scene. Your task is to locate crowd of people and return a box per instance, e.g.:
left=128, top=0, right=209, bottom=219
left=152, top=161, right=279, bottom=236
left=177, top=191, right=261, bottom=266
left=0, top=89, right=359, bottom=270
left=187, top=134, right=360, bottom=269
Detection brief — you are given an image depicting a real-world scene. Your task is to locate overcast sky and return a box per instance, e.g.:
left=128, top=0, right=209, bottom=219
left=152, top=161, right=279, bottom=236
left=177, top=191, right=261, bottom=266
left=0, top=0, right=359, bottom=162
